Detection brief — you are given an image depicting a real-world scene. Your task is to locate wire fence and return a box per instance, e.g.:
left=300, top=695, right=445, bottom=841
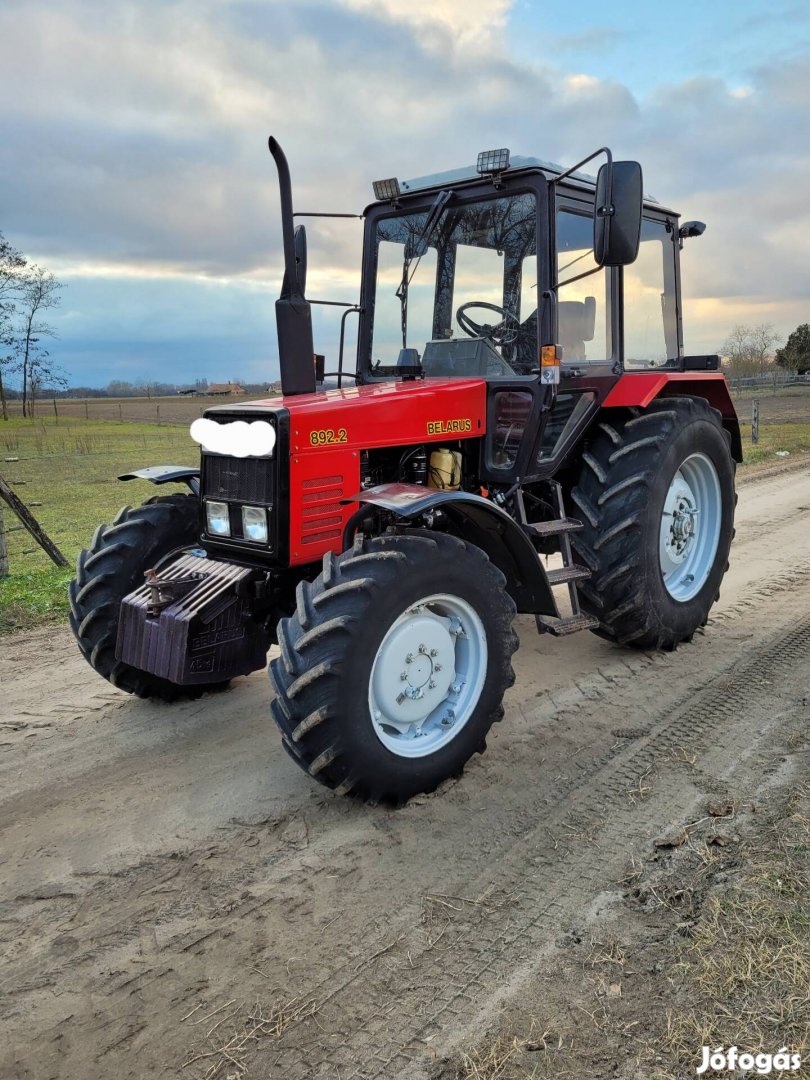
left=4, top=394, right=234, bottom=426
left=1, top=384, right=809, bottom=577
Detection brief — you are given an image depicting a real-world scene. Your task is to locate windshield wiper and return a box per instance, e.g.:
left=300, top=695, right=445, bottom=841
left=412, top=189, right=453, bottom=257
left=395, top=189, right=453, bottom=347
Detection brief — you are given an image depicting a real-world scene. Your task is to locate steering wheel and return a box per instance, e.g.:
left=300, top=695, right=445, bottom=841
left=456, top=302, right=519, bottom=346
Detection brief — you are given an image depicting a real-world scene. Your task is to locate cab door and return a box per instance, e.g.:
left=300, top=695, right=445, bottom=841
left=526, top=192, right=620, bottom=479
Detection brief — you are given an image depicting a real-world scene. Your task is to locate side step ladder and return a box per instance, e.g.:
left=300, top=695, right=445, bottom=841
left=522, top=483, right=600, bottom=638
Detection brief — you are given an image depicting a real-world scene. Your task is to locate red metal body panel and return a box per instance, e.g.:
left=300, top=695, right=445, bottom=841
left=602, top=371, right=736, bottom=416
left=262, top=378, right=487, bottom=565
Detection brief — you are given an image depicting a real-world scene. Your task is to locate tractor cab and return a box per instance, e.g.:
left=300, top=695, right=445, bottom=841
left=352, top=148, right=669, bottom=480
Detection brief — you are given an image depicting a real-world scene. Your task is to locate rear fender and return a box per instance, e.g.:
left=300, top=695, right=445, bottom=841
left=119, top=465, right=201, bottom=494
left=602, top=372, right=742, bottom=462
left=344, top=483, right=559, bottom=617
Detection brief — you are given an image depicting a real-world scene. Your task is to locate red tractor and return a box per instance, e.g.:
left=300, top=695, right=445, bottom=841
left=69, top=140, right=739, bottom=803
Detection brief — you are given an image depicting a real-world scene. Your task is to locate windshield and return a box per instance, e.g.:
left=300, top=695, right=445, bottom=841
left=368, top=191, right=538, bottom=378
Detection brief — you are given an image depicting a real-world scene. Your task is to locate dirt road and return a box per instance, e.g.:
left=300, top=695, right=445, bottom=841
left=1, top=463, right=809, bottom=1079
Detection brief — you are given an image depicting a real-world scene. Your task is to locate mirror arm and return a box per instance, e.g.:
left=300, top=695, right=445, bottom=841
left=552, top=146, right=612, bottom=185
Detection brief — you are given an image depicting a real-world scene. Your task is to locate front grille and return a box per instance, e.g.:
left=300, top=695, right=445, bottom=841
left=202, top=455, right=274, bottom=504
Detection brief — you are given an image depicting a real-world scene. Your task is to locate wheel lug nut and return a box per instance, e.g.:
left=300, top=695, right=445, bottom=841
left=418, top=643, right=427, bottom=653
left=405, top=653, right=413, bottom=663
left=400, top=671, right=407, bottom=681
left=429, top=648, right=438, bottom=657
left=434, top=663, right=442, bottom=672
left=428, top=679, right=436, bottom=689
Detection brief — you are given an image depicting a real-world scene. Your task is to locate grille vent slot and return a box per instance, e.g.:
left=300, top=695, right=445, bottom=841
left=300, top=475, right=344, bottom=545
left=203, top=455, right=274, bottom=504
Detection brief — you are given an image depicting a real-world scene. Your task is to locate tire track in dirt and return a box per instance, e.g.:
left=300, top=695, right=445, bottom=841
left=1, top=466, right=809, bottom=1079
left=260, top=597, right=810, bottom=1078
left=3, top=575, right=805, bottom=1080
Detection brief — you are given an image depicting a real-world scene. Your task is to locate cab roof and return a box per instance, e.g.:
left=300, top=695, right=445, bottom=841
left=395, top=155, right=675, bottom=215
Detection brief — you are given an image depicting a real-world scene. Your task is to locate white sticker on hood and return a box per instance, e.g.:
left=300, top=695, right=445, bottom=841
left=189, top=418, right=276, bottom=458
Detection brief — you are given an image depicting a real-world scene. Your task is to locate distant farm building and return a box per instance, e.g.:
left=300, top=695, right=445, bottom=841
left=208, top=382, right=246, bottom=396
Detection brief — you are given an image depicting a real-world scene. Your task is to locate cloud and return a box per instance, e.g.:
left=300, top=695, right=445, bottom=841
left=550, top=26, right=624, bottom=53
left=0, top=0, right=808, bottom=380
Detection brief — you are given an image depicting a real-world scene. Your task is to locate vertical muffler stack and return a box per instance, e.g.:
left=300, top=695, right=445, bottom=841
left=268, top=137, right=316, bottom=396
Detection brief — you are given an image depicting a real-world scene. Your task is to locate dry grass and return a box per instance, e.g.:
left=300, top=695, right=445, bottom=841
left=446, top=781, right=808, bottom=1080
left=624, top=765, right=655, bottom=805
left=180, top=993, right=319, bottom=1078
left=456, top=1034, right=527, bottom=1080
left=662, top=784, right=810, bottom=1064
left=454, top=1025, right=575, bottom=1080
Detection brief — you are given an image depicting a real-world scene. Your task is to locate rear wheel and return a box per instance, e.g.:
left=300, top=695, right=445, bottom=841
left=68, top=493, right=224, bottom=700
left=568, top=396, right=736, bottom=649
left=269, top=531, right=519, bottom=804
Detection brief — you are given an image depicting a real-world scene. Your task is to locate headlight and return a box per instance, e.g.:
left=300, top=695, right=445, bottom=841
left=206, top=500, right=231, bottom=536
left=242, top=505, right=268, bottom=544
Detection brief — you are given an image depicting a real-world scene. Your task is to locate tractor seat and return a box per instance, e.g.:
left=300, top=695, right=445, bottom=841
left=558, top=297, right=596, bottom=363
left=513, top=295, right=597, bottom=370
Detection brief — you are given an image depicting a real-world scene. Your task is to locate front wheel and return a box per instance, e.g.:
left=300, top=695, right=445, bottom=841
left=68, top=493, right=227, bottom=701
left=569, top=396, right=736, bottom=649
left=269, top=532, right=519, bottom=804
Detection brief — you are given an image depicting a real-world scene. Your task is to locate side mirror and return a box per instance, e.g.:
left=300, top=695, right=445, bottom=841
left=594, top=160, right=643, bottom=266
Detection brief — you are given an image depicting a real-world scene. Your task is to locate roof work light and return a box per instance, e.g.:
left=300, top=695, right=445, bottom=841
left=476, top=148, right=511, bottom=175
left=372, top=177, right=401, bottom=201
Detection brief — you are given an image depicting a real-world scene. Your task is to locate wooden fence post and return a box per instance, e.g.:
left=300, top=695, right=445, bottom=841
left=84, top=399, right=89, bottom=420
left=0, top=473, right=69, bottom=568
left=0, top=500, right=8, bottom=577
left=53, top=399, right=58, bottom=423
left=752, top=399, right=760, bottom=444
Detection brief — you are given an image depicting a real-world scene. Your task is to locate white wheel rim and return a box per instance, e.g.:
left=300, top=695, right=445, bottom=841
left=659, top=452, right=722, bottom=602
left=368, top=593, right=488, bottom=758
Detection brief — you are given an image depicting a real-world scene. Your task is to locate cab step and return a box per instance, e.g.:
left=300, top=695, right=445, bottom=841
left=525, top=517, right=584, bottom=537
left=546, top=564, right=591, bottom=586
left=536, top=613, right=600, bottom=637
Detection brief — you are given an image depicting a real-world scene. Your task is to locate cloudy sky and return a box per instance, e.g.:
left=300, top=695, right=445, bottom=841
left=1, top=0, right=809, bottom=386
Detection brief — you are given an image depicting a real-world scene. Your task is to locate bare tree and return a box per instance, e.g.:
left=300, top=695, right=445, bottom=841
left=28, top=346, right=67, bottom=416
left=0, top=232, right=27, bottom=421
left=137, top=377, right=157, bottom=399
left=720, top=323, right=781, bottom=381
left=15, top=266, right=62, bottom=417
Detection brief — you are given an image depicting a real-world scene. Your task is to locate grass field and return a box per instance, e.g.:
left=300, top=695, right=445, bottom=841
left=3, top=392, right=272, bottom=426
left=0, top=418, right=197, bottom=632
left=1, top=385, right=809, bottom=633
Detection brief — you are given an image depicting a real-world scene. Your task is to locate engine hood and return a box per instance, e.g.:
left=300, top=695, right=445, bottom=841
left=205, top=377, right=487, bottom=455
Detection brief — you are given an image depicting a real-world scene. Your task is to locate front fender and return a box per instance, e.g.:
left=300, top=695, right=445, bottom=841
left=118, top=465, right=200, bottom=494
left=344, top=483, right=558, bottom=617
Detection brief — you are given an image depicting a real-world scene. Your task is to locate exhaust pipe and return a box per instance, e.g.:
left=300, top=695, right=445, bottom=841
left=268, top=137, right=316, bottom=396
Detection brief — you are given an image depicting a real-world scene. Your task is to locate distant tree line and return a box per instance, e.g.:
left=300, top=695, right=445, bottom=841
left=720, top=322, right=810, bottom=380
left=0, top=231, right=65, bottom=420
left=1, top=376, right=277, bottom=401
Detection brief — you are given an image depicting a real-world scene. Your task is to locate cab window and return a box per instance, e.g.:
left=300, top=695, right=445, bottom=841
left=556, top=209, right=610, bottom=364
left=623, top=219, right=678, bottom=368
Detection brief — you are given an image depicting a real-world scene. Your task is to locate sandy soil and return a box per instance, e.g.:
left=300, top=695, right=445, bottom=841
left=1, top=463, right=809, bottom=1079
